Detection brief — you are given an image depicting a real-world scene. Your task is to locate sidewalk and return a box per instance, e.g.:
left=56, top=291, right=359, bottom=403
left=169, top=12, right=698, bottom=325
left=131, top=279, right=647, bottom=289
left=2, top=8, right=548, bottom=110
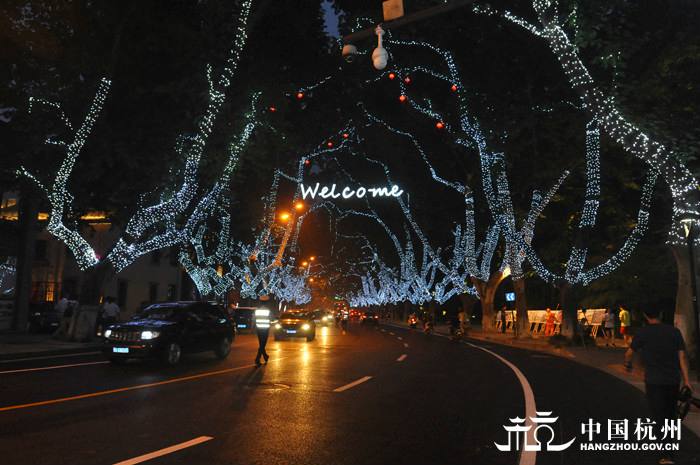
left=0, top=332, right=102, bottom=361
left=385, top=319, right=700, bottom=438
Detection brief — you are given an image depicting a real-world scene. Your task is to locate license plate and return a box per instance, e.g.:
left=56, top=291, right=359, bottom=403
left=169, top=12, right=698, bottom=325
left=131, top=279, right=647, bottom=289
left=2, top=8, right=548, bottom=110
left=237, top=324, right=247, bottom=328
left=113, top=347, right=129, bottom=354
left=286, top=330, right=297, bottom=334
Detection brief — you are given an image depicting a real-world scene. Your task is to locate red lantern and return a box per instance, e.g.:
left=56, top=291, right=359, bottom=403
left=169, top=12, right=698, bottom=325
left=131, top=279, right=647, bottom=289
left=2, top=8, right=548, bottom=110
left=398, top=95, right=407, bottom=103
left=451, top=84, right=457, bottom=92
left=342, top=133, right=349, bottom=139
left=436, top=121, right=445, bottom=130
left=404, top=76, right=411, bottom=84
left=327, top=141, right=334, bottom=148
left=296, top=92, right=304, bottom=100
left=304, top=159, right=311, bottom=166
left=388, top=72, right=396, bottom=80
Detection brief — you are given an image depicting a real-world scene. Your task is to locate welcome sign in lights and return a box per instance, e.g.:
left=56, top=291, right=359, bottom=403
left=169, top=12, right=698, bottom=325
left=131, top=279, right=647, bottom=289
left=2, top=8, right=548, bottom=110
left=300, top=183, right=404, bottom=200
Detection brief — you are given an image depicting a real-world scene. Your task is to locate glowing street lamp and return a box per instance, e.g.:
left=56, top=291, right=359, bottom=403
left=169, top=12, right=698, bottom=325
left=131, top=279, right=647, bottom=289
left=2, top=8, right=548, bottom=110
left=294, top=201, right=305, bottom=212
left=279, top=211, right=291, bottom=222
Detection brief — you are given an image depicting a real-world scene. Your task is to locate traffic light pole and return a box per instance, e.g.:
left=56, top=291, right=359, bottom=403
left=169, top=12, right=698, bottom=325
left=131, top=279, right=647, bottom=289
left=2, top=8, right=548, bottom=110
left=343, top=0, right=476, bottom=44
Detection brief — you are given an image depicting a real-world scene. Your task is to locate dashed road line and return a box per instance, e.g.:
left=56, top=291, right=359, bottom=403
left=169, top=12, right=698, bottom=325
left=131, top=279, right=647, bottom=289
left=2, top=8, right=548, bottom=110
left=396, top=354, right=407, bottom=362
left=333, top=376, right=373, bottom=393
left=113, top=436, right=213, bottom=465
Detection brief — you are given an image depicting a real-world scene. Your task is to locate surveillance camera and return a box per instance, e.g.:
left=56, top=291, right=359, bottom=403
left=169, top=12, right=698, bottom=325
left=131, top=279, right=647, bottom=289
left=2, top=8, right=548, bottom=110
left=372, top=46, right=388, bottom=70
left=342, top=44, right=358, bottom=63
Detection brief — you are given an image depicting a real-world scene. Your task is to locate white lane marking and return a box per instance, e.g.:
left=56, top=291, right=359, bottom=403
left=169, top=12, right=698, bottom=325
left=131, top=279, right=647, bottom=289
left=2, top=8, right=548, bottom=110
left=0, top=361, right=109, bottom=374
left=333, top=376, right=373, bottom=393
left=389, top=332, right=395, bottom=336
left=397, top=336, right=403, bottom=340
left=396, top=354, right=407, bottom=362
left=403, top=343, right=409, bottom=348
left=113, top=436, right=213, bottom=465
left=467, top=342, right=537, bottom=465
left=0, top=352, right=102, bottom=363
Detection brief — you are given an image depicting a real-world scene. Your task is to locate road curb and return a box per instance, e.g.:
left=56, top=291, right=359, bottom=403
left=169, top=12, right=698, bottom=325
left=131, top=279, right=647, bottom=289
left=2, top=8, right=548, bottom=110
left=0, top=345, right=102, bottom=362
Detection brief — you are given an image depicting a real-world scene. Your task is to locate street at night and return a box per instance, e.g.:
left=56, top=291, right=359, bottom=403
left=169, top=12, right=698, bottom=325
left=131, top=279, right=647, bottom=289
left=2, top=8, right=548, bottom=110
left=1, top=322, right=699, bottom=465
left=3, top=0, right=700, bottom=464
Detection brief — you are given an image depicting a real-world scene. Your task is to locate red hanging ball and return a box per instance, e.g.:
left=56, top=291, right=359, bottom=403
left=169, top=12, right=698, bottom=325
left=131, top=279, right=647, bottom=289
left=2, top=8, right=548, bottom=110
left=388, top=72, right=396, bottom=80
left=304, top=159, right=311, bottom=166
left=398, top=95, right=407, bottom=103
left=451, top=84, right=458, bottom=92
left=342, top=133, right=349, bottom=139
left=327, top=141, right=334, bottom=148
left=269, top=106, right=277, bottom=112
left=436, top=121, right=445, bottom=130
left=296, top=92, right=304, bottom=100
left=404, top=76, right=411, bottom=84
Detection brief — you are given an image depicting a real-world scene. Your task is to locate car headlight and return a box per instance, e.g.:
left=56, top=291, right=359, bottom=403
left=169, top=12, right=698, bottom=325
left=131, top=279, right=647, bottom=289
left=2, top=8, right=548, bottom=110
left=301, top=323, right=310, bottom=331
left=103, top=329, right=112, bottom=338
left=275, top=323, right=282, bottom=330
left=140, top=330, right=160, bottom=340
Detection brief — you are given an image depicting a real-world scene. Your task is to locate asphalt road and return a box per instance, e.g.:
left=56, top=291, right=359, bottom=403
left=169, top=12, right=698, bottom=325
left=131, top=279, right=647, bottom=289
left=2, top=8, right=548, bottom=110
left=0, top=322, right=698, bottom=465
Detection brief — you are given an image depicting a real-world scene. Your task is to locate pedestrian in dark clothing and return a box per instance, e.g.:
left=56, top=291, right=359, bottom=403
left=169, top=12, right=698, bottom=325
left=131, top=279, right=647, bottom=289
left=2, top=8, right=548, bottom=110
left=254, top=308, right=271, bottom=366
left=624, top=306, right=692, bottom=465
left=500, top=305, right=507, bottom=333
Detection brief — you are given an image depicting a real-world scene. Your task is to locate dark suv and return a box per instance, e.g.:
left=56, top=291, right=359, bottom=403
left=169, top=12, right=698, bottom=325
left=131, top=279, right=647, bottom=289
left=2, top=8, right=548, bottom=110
left=102, top=301, right=235, bottom=365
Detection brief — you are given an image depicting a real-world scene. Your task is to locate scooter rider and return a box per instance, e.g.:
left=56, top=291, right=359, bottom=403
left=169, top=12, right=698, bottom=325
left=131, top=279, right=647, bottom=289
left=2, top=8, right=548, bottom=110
left=254, top=308, right=271, bottom=367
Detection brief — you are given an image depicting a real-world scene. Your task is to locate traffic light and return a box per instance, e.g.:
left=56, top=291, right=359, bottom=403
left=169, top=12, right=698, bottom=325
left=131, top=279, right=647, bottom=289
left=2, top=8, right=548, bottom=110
left=382, top=0, right=404, bottom=21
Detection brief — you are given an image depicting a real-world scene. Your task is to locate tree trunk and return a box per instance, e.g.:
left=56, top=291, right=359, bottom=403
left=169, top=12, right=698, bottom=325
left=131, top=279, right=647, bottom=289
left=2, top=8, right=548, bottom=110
left=671, top=244, right=697, bottom=361
left=558, top=282, right=577, bottom=338
left=473, top=272, right=506, bottom=332
left=13, top=193, right=39, bottom=331
left=513, top=278, right=530, bottom=338
left=78, top=259, right=116, bottom=305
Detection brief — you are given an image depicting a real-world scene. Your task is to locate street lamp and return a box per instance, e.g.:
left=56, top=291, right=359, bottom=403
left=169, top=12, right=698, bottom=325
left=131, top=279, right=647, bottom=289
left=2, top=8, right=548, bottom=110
left=279, top=211, right=291, bottom=222
left=294, top=201, right=305, bottom=212
left=680, top=215, right=700, bottom=381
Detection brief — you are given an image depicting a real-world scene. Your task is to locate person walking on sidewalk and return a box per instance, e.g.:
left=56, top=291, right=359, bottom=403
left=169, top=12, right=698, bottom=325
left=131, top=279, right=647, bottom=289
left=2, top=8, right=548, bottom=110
left=603, top=308, right=616, bottom=346
left=618, top=304, right=632, bottom=347
left=101, top=297, right=120, bottom=325
left=457, top=307, right=467, bottom=334
left=624, top=306, right=692, bottom=465
left=544, top=308, right=556, bottom=336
